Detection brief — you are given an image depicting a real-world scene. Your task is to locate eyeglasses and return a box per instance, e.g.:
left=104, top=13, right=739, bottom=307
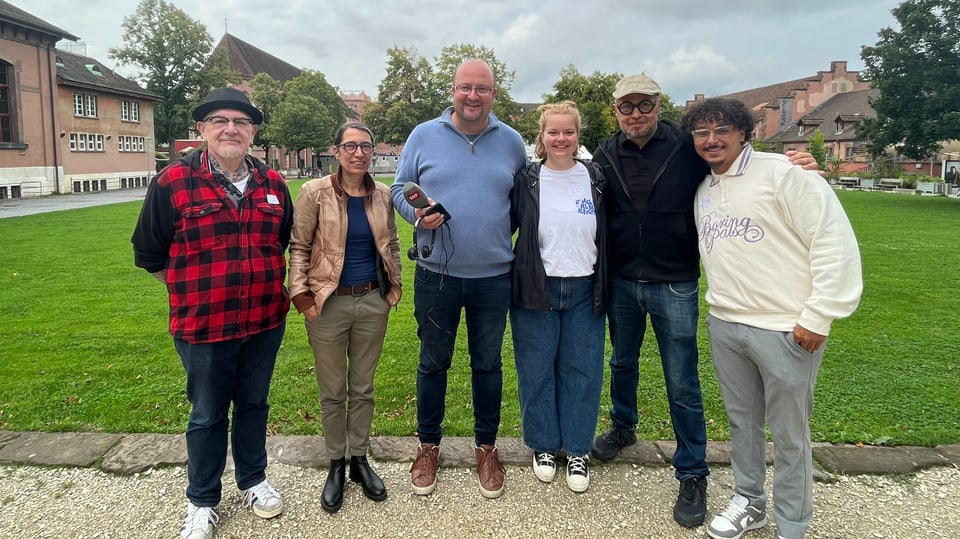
left=337, top=142, right=374, bottom=154
left=203, top=116, right=254, bottom=128
left=454, top=84, right=494, bottom=96
left=691, top=125, right=737, bottom=140
left=616, top=99, right=658, bottom=115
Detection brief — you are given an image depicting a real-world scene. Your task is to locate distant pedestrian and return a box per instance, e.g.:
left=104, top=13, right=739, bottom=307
left=132, top=87, right=292, bottom=539
left=683, top=97, right=862, bottom=539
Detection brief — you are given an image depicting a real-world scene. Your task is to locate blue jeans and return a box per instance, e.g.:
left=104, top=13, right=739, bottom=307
left=174, top=323, right=285, bottom=506
left=414, top=266, right=510, bottom=447
left=607, top=277, right=708, bottom=479
left=511, top=276, right=605, bottom=457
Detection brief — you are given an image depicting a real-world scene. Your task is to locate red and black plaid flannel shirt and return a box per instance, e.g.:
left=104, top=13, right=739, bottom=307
left=132, top=151, right=293, bottom=343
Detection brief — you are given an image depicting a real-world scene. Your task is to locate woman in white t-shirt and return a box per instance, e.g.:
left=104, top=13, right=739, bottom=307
left=510, top=101, right=608, bottom=493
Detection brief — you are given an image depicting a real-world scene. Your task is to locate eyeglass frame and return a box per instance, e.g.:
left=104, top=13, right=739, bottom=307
left=202, top=116, right=255, bottom=128
left=453, top=84, right=494, bottom=96
left=690, top=125, right=738, bottom=140
left=337, top=141, right=375, bottom=154
left=615, top=98, right=659, bottom=116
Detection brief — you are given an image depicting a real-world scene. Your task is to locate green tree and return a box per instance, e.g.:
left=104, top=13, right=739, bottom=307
left=543, top=65, right=621, bottom=151
left=808, top=128, right=828, bottom=169
left=859, top=0, right=960, bottom=159
left=365, top=47, right=444, bottom=144
left=249, top=72, right=284, bottom=153
left=109, top=0, right=239, bottom=154
left=264, top=94, right=336, bottom=176
left=434, top=43, right=519, bottom=122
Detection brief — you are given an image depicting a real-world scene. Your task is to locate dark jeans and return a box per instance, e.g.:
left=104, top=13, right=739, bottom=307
left=174, top=323, right=285, bottom=506
left=414, top=266, right=510, bottom=447
left=607, top=277, right=709, bottom=479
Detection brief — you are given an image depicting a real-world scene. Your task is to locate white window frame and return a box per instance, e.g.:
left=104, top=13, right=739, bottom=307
left=121, top=101, right=129, bottom=121
left=86, top=95, right=97, bottom=117
left=78, top=133, right=87, bottom=151
left=95, top=134, right=104, bottom=152
left=69, top=133, right=78, bottom=151
left=131, top=102, right=140, bottom=122
left=74, top=94, right=84, bottom=117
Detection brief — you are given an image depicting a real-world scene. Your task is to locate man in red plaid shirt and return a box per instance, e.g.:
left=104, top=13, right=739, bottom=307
left=132, top=87, right=292, bottom=539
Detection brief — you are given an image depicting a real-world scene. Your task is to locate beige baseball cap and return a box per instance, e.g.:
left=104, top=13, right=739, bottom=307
left=612, top=73, right=662, bottom=100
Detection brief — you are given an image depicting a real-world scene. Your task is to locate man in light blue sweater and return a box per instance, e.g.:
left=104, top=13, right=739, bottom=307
left=391, top=59, right=527, bottom=499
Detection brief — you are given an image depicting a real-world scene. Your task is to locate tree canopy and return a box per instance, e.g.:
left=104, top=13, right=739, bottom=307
left=859, top=0, right=960, bottom=159
left=109, top=0, right=238, bottom=153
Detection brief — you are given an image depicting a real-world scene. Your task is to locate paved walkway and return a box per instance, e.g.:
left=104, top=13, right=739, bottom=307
left=0, top=187, right=148, bottom=218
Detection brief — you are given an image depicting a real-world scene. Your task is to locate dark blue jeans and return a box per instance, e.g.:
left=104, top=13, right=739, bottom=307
left=414, top=267, right=510, bottom=447
left=607, top=277, right=709, bottom=479
left=511, top=276, right=605, bottom=457
left=174, top=323, right=285, bottom=506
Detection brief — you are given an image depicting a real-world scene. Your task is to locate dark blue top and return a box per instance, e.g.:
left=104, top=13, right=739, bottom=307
left=340, top=196, right=378, bottom=286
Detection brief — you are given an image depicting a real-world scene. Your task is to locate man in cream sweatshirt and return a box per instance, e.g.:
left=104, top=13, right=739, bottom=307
left=681, top=98, right=862, bottom=539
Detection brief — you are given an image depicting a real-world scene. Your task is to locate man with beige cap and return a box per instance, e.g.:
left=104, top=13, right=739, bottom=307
left=590, top=73, right=817, bottom=530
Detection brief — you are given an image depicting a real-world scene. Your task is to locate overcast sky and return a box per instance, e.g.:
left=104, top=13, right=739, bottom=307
left=22, top=0, right=902, bottom=104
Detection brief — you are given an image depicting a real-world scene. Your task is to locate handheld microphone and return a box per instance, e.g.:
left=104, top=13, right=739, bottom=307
left=401, top=182, right=451, bottom=221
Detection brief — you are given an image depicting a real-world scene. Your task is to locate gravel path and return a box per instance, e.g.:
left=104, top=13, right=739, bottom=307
left=1, top=461, right=957, bottom=538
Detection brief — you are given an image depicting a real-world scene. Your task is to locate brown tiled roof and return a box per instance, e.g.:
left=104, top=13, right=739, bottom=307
left=56, top=49, right=160, bottom=100
left=718, top=76, right=814, bottom=111
left=214, top=33, right=301, bottom=83
left=768, top=88, right=879, bottom=143
left=0, top=0, right=79, bottom=41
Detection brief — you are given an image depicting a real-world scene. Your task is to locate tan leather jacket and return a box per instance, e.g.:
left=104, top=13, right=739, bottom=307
left=289, top=170, right=402, bottom=314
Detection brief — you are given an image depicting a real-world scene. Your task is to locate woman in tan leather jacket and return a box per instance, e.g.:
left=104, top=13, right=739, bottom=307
left=288, top=122, right=402, bottom=514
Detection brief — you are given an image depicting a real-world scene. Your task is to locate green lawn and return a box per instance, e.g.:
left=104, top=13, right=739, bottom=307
left=0, top=183, right=957, bottom=447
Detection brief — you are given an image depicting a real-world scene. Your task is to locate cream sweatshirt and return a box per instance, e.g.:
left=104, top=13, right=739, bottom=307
left=694, top=146, right=863, bottom=335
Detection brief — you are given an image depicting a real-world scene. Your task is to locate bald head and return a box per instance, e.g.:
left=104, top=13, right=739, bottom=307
left=451, top=59, right=496, bottom=134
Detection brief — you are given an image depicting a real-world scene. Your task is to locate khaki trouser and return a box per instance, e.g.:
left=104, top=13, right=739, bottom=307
left=305, top=290, right=390, bottom=459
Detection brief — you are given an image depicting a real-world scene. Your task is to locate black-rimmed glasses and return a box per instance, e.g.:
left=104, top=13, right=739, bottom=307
left=338, top=142, right=374, bottom=154
left=203, top=116, right=254, bottom=128
left=616, top=99, right=658, bottom=115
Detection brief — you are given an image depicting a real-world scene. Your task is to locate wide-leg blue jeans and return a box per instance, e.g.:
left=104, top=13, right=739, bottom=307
left=511, top=276, right=605, bottom=457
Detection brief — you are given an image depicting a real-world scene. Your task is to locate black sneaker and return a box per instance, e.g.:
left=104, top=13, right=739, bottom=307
left=591, top=425, right=637, bottom=461
left=674, top=475, right=708, bottom=528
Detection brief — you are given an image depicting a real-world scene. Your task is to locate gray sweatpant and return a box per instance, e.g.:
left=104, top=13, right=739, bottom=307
left=706, top=315, right=825, bottom=539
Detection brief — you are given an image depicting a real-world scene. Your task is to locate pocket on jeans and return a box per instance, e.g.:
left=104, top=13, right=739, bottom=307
left=666, top=280, right=699, bottom=299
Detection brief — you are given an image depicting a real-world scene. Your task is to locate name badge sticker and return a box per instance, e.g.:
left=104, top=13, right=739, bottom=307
left=267, top=194, right=280, bottom=205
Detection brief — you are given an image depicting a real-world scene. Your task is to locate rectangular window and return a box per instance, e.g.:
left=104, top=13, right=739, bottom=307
left=86, top=95, right=97, bottom=117
left=74, top=93, right=84, bottom=116
left=0, top=62, right=13, bottom=143
left=137, top=137, right=144, bottom=152
left=69, top=133, right=78, bottom=151
left=95, top=134, right=104, bottom=151
left=131, top=102, right=139, bottom=122
left=78, top=133, right=87, bottom=151
left=121, top=101, right=129, bottom=121
left=123, top=136, right=131, bottom=152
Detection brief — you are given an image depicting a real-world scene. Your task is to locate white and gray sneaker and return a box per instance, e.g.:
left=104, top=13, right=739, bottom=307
left=533, top=452, right=557, bottom=483
left=242, top=479, right=284, bottom=519
left=180, top=503, right=218, bottom=539
left=565, top=454, right=590, bottom=493
left=707, top=493, right=767, bottom=539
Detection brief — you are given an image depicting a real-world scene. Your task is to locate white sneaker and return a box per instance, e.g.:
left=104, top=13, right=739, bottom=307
left=242, top=479, right=283, bottom=519
left=532, top=452, right=557, bottom=483
left=565, top=454, right=590, bottom=493
left=707, top=494, right=767, bottom=539
left=180, top=503, right=218, bottom=539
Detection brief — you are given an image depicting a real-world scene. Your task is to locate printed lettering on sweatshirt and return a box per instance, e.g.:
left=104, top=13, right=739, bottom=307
left=576, top=197, right=596, bottom=215
left=698, top=212, right=764, bottom=254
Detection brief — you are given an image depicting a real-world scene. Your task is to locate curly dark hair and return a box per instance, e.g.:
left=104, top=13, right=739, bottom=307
left=680, top=98, right=754, bottom=142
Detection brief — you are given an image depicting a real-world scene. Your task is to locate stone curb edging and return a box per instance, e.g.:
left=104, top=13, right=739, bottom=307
left=0, top=431, right=956, bottom=480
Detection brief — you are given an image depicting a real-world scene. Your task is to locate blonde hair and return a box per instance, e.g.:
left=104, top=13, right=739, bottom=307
left=534, top=101, right=582, bottom=160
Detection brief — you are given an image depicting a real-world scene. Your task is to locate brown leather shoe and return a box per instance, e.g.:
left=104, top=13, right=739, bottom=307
left=475, top=444, right=505, bottom=499
left=410, top=443, right=440, bottom=495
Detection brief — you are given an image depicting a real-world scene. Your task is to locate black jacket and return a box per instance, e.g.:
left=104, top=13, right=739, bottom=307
left=510, top=160, right=608, bottom=315
left=592, top=120, right=708, bottom=283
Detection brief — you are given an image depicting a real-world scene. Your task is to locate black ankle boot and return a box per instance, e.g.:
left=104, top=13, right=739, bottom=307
left=321, top=458, right=345, bottom=513
left=349, top=455, right=387, bottom=501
